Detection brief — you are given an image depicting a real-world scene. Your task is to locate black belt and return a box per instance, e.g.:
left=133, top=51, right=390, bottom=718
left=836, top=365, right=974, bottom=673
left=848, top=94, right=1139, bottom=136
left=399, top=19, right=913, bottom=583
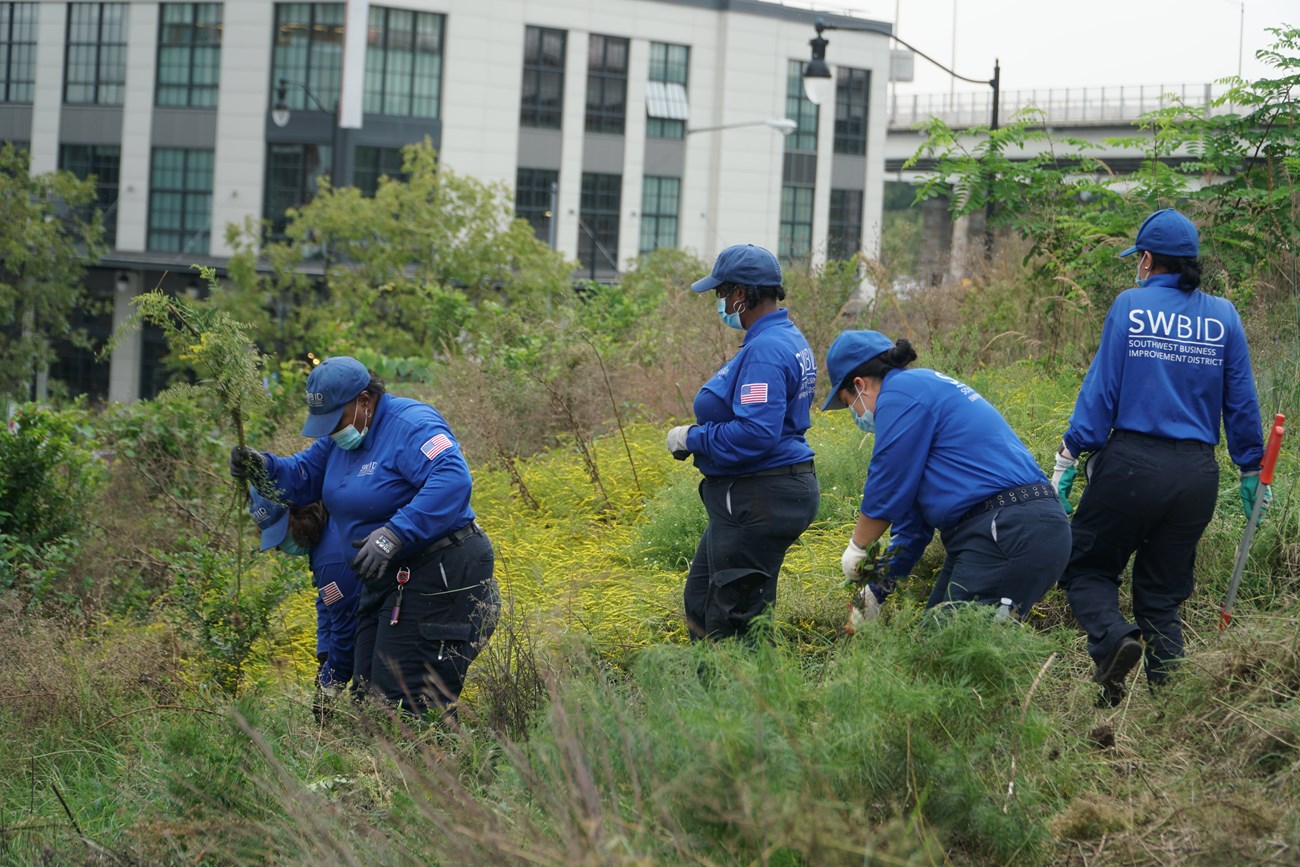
left=725, top=460, right=815, bottom=480
left=406, top=521, right=482, bottom=569
left=958, top=482, right=1057, bottom=524
left=1111, top=430, right=1213, bottom=452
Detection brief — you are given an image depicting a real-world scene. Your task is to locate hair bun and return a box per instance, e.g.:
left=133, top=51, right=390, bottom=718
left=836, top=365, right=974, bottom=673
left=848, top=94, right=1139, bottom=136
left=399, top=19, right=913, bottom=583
left=890, top=338, right=919, bottom=366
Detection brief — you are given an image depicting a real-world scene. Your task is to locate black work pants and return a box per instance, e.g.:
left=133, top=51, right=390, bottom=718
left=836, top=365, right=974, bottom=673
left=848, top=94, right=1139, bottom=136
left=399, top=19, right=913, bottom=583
left=1060, top=432, right=1218, bottom=685
left=683, top=469, right=820, bottom=641
left=353, top=529, right=499, bottom=716
left=931, top=496, right=1071, bottom=614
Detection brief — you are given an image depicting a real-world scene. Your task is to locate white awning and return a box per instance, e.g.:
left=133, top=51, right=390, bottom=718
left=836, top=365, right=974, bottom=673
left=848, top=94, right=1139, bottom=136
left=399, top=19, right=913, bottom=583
left=645, top=81, right=689, bottom=120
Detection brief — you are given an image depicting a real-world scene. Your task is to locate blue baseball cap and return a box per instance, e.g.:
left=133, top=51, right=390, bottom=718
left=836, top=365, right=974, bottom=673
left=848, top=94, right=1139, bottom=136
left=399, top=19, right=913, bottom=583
left=1120, top=209, right=1199, bottom=258
left=822, top=330, right=896, bottom=410
left=691, top=244, right=783, bottom=293
left=248, top=487, right=290, bottom=551
left=302, top=356, right=370, bottom=438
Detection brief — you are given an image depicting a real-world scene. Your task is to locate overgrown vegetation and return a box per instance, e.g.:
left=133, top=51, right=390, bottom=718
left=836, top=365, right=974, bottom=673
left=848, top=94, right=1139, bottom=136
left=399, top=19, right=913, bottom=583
left=1, top=27, right=1297, bottom=866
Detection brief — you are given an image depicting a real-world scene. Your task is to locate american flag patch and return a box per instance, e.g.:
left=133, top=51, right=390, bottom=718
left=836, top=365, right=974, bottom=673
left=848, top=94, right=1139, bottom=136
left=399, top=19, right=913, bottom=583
left=420, top=434, right=454, bottom=460
left=320, top=581, right=343, bottom=606
left=739, top=383, right=769, bottom=405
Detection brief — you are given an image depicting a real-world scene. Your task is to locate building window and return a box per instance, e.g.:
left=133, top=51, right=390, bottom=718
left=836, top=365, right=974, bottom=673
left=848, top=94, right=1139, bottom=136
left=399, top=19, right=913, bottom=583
left=49, top=284, right=112, bottom=403
left=515, top=168, right=557, bottom=242
left=59, top=144, right=121, bottom=247
left=0, top=4, right=36, bottom=104
left=156, top=4, right=222, bottom=108
left=364, top=6, right=443, bottom=119
left=585, top=34, right=627, bottom=135
left=264, top=143, right=331, bottom=239
left=779, top=185, right=814, bottom=262
left=579, top=172, right=620, bottom=274
left=354, top=145, right=404, bottom=196
left=828, top=188, right=863, bottom=261
left=272, top=3, right=344, bottom=113
left=834, top=67, right=870, bottom=156
left=65, top=3, right=128, bottom=105
left=520, top=26, right=565, bottom=129
left=639, top=176, right=679, bottom=254
left=148, top=148, right=214, bottom=254
left=646, top=42, right=688, bottom=139
left=785, top=59, right=818, bottom=153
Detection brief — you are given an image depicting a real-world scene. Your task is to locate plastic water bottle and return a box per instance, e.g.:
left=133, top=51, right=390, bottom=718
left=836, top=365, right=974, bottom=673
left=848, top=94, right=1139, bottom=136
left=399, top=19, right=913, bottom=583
left=994, top=598, right=1014, bottom=622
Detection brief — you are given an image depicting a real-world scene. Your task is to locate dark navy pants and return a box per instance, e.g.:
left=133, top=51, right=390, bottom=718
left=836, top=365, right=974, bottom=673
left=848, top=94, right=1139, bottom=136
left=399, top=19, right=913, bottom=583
left=313, top=561, right=361, bottom=688
left=1060, top=432, right=1218, bottom=684
left=353, top=529, right=499, bottom=716
left=683, top=469, right=820, bottom=640
left=932, top=496, right=1071, bottom=614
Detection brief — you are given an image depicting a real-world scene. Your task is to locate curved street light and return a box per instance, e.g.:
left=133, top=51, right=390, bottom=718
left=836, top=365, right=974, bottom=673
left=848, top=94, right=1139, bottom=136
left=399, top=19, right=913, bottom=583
left=686, top=117, right=798, bottom=136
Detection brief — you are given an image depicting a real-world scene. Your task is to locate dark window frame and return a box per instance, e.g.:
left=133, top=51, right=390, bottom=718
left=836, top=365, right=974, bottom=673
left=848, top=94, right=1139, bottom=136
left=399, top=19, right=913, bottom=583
left=515, top=167, right=557, bottom=242
left=353, top=144, right=405, bottom=196
left=363, top=5, right=444, bottom=119
left=0, top=3, right=36, bottom=104
left=834, top=67, right=870, bottom=156
left=59, top=143, right=121, bottom=247
left=271, top=2, right=344, bottom=113
left=64, top=3, right=128, bottom=105
left=778, top=184, right=815, bottom=262
left=828, top=188, right=864, bottom=261
left=585, top=33, right=628, bottom=135
left=579, top=171, right=621, bottom=274
left=639, top=175, right=679, bottom=254
left=784, top=59, right=818, bottom=153
left=147, top=147, right=214, bottom=254
left=520, top=25, right=566, bottom=129
left=646, top=41, right=688, bottom=140
left=263, top=142, right=332, bottom=240
left=156, top=3, right=223, bottom=108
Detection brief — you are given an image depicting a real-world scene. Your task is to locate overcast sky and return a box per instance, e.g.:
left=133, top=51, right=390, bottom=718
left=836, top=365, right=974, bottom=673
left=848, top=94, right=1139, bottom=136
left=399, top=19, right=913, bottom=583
left=799, top=0, right=1295, bottom=95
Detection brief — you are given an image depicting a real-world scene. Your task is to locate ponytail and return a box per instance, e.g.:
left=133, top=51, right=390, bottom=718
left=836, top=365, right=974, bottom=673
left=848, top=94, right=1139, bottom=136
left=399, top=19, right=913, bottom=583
left=1149, top=252, right=1202, bottom=291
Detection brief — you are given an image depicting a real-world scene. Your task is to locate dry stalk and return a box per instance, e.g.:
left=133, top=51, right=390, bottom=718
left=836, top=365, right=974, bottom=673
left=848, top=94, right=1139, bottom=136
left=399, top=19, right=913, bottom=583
left=1005, top=651, right=1057, bottom=810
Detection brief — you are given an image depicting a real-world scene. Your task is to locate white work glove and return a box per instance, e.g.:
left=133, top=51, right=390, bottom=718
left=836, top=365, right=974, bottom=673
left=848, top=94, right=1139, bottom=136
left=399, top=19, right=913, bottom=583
left=841, top=538, right=868, bottom=582
left=847, top=584, right=881, bottom=632
left=666, top=425, right=695, bottom=460
left=1051, top=445, right=1078, bottom=514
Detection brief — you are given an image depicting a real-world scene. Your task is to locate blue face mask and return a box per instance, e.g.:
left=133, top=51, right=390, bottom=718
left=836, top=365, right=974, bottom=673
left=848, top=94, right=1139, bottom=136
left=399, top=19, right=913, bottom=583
left=329, top=403, right=369, bottom=450
left=851, top=388, right=876, bottom=433
left=279, top=538, right=309, bottom=556
left=717, top=297, right=744, bottom=330
left=1135, top=252, right=1148, bottom=287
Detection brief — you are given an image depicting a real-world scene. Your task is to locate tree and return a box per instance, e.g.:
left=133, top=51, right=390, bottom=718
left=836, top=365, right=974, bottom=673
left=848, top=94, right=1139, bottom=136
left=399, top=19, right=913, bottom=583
left=0, top=144, right=105, bottom=397
left=219, top=139, right=575, bottom=363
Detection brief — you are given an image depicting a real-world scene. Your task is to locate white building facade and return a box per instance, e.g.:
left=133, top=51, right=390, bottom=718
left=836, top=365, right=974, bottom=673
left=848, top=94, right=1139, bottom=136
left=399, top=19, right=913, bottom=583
left=6, top=0, right=891, bottom=401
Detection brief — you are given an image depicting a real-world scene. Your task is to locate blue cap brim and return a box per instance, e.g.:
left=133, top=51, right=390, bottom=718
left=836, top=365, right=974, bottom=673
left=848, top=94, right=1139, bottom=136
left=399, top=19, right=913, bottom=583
left=259, top=511, right=290, bottom=551
left=691, top=274, right=723, bottom=293
left=821, top=391, right=848, bottom=412
left=301, top=406, right=345, bottom=438
left=1118, top=245, right=1139, bottom=257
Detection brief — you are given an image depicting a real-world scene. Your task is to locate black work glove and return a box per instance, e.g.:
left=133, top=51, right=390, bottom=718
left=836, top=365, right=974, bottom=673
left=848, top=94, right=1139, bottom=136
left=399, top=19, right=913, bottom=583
left=230, top=445, right=267, bottom=481
left=351, top=525, right=403, bottom=586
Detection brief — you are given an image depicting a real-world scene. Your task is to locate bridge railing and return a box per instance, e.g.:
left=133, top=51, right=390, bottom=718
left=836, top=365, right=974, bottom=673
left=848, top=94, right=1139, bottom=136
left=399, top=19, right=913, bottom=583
left=889, top=83, right=1236, bottom=130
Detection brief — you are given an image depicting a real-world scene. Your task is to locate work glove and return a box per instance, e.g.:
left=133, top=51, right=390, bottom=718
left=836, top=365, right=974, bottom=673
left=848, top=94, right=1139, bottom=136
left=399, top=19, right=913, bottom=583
left=1239, top=472, right=1273, bottom=522
left=847, top=584, right=881, bottom=631
left=1051, top=448, right=1078, bottom=515
left=841, top=538, right=868, bottom=582
left=666, top=425, right=695, bottom=460
left=351, top=525, right=403, bottom=586
left=230, top=445, right=267, bottom=481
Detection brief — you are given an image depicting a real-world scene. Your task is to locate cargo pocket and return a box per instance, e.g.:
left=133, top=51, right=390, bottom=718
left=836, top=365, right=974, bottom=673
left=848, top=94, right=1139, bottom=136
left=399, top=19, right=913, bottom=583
left=418, top=620, right=473, bottom=661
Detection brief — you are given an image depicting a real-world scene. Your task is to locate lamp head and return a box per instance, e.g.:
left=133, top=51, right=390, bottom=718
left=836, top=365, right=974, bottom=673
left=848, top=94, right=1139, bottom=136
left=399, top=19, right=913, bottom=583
left=803, top=32, right=833, bottom=105
left=271, top=78, right=290, bottom=128
left=767, top=118, right=798, bottom=136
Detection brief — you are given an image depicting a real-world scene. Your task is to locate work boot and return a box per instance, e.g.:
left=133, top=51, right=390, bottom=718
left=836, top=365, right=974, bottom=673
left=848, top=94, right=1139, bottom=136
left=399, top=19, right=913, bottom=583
left=1093, top=635, right=1143, bottom=708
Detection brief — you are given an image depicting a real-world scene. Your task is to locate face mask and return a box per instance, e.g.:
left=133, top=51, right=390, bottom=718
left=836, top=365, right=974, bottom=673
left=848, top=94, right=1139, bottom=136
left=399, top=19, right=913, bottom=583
left=717, top=297, right=744, bottom=330
left=851, top=388, right=876, bottom=433
left=1135, top=253, right=1147, bottom=287
left=330, top=403, right=370, bottom=450
left=279, top=538, right=309, bottom=556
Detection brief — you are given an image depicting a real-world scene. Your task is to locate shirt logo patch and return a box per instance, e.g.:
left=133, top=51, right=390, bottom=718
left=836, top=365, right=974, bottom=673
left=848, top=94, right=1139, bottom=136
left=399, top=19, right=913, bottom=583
left=739, top=383, right=769, bottom=405
left=320, top=581, right=343, bottom=606
left=420, top=434, right=454, bottom=460
left=358, top=461, right=378, bottom=476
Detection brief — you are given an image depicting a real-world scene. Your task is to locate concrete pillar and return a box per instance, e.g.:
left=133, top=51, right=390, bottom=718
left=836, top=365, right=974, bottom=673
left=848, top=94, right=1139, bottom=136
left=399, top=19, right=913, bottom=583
left=617, top=39, right=649, bottom=270
left=29, top=3, right=66, bottom=174
left=108, top=273, right=142, bottom=403
left=116, top=4, right=158, bottom=253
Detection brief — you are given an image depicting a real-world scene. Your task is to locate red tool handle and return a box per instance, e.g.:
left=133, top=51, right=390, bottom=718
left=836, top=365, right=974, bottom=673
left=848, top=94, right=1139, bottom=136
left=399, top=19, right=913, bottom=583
left=1261, top=413, right=1285, bottom=486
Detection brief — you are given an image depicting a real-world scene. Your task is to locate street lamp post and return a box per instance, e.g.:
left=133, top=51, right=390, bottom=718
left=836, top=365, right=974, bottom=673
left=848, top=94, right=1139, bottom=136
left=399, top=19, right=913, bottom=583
left=271, top=78, right=345, bottom=188
left=803, top=17, right=1000, bottom=252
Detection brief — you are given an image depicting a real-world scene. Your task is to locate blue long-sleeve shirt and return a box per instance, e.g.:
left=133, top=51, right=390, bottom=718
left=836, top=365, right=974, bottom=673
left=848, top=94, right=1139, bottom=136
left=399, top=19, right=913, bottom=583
left=1063, top=273, right=1263, bottom=470
left=260, top=393, right=476, bottom=554
left=685, top=309, right=817, bottom=476
left=859, top=368, right=1049, bottom=577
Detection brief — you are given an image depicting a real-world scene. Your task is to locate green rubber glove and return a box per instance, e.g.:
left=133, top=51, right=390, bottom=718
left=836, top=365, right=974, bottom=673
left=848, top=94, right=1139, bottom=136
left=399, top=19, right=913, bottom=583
left=1239, top=473, right=1272, bottom=522
left=1052, top=450, right=1078, bottom=515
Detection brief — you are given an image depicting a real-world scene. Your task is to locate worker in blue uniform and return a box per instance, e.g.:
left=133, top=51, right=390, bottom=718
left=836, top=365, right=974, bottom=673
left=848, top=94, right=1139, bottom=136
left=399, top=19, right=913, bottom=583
left=233, top=357, right=498, bottom=717
left=1053, top=209, right=1267, bottom=706
left=248, top=489, right=358, bottom=715
left=824, top=330, right=1070, bottom=621
left=666, top=244, right=820, bottom=640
